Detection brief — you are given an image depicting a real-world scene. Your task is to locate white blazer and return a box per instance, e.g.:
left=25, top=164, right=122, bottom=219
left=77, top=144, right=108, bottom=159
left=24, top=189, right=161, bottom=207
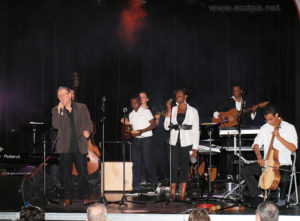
left=164, top=103, right=200, bottom=150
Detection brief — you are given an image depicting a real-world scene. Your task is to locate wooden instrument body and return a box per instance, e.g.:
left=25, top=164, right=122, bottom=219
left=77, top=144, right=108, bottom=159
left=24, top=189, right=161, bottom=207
left=259, top=148, right=281, bottom=190
left=72, top=122, right=101, bottom=176
left=212, top=101, right=269, bottom=127
left=212, top=108, right=239, bottom=127
left=199, top=161, right=217, bottom=182
left=121, top=110, right=166, bottom=140
left=70, top=73, right=101, bottom=176
left=190, top=160, right=217, bottom=182
left=259, top=118, right=282, bottom=191
left=122, top=124, right=133, bottom=140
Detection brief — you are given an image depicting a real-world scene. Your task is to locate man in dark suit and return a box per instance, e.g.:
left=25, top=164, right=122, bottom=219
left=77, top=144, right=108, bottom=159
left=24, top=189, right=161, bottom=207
left=213, top=83, right=257, bottom=126
left=52, top=86, right=92, bottom=206
left=212, top=83, right=257, bottom=179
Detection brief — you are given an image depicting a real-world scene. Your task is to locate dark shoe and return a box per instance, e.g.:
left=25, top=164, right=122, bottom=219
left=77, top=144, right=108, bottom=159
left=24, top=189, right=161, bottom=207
left=148, top=185, right=157, bottom=193
left=83, top=199, right=93, bottom=206
left=129, top=189, right=140, bottom=194
left=62, top=199, right=72, bottom=206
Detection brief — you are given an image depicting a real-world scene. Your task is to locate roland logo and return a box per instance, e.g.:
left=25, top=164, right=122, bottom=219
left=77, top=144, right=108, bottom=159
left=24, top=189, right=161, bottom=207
left=3, top=154, right=21, bottom=159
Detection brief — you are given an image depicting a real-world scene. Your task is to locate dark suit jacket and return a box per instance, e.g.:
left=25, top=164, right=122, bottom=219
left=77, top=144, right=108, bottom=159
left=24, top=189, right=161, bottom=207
left=52, top=102, right=92, bottom=154
left=215, top=97, right=253, bottom=126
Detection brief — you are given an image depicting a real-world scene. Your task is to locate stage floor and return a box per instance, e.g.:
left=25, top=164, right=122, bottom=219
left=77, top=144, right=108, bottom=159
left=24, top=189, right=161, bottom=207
left=1, top=190, right=300, bottom=221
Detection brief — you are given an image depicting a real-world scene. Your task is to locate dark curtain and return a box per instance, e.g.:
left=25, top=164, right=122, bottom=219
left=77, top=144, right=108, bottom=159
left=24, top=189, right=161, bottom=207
left=0, top=0, right=298, bottom=161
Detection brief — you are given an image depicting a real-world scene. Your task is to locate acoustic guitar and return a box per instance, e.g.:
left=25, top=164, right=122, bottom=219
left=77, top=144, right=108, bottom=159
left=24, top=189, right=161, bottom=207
left=122, top=109, right=166, bottom=140
left=212, top=101, right=269, bottom=127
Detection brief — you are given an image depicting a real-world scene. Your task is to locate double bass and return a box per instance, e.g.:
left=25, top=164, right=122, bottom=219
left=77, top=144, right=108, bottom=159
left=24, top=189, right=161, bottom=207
left=71, top=72, right=101, bottom=175
left=72, top=122, right=101, bottom=175
left=259, top=117, right=282, bottom=198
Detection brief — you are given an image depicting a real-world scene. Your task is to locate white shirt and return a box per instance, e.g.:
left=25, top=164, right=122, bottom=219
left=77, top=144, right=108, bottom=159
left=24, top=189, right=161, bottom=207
left=253, top=120, right=298, bottom=166
left=213, top=96, right=256, bottom=120
left=129, top=106, right=154, bottom=138
left=164, top=103, right=200, bottom=150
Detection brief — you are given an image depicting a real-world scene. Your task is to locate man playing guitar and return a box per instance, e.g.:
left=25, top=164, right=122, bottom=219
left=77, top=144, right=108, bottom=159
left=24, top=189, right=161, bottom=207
left=212, top=83, right=258, bottom=180
left=121, top=95, right=158, bottom=193
left=213, top=83, right=257, bottom=126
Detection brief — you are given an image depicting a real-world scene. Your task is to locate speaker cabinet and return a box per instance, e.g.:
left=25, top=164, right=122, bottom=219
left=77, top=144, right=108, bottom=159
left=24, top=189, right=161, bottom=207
left=0, top=175, right=48, bottom=210
left=101, top=162, right=132, bottom=191
left=0, top=176, right=24, bottom=210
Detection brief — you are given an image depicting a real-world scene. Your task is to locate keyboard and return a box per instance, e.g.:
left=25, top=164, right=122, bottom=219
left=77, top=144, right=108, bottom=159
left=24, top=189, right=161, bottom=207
left=219, top=126, right=260, bottom=136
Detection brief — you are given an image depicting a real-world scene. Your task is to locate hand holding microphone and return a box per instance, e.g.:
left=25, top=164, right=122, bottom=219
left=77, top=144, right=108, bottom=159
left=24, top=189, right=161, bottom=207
left=166, top=99, right=174, bottom=117
left=58, top=102, right=64, bottom=115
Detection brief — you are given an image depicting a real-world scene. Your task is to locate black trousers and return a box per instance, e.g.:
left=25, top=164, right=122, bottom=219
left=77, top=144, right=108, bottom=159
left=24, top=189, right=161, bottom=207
left=132, top=137, right=157, bottom=190
left=170, top=144, right=191, bottom=183
left=60, top=153, right=90, bottom=200
left=241, top=163, right=291, bottom=199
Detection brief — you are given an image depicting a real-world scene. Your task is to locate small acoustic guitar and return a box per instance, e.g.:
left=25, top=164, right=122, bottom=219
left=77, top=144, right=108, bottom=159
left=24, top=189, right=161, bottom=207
left=122, top=110, right=166, bottom=140
left=212, top=101, right=268, bottom=127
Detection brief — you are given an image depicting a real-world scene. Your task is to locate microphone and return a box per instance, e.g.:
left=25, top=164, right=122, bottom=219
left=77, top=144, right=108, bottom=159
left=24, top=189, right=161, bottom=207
left=169, top=98, right=176, bottom=106
left=123, top=107, right=128, bottom=113
left=59, top=102, right=64, bottom=116
left=101, top=96, right=106, bottom=112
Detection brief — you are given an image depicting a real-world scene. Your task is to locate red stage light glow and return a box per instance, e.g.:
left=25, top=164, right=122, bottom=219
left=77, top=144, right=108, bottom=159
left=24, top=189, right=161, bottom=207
left=119, top=0, right=147, bottom=47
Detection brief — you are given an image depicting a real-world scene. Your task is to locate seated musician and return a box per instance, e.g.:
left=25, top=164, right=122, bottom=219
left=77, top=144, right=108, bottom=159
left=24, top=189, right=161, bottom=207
left=241, top=104, right=298, bottom=206
left=213, top=83, right=257, bottom=125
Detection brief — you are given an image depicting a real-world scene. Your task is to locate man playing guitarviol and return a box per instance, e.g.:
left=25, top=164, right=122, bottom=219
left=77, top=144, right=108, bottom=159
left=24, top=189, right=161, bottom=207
left=241, top=104, right=298, bottom=206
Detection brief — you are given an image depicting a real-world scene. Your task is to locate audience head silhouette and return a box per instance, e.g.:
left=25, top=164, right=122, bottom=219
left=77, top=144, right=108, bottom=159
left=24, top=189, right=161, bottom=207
left=86, top=203, right=108, bottom=221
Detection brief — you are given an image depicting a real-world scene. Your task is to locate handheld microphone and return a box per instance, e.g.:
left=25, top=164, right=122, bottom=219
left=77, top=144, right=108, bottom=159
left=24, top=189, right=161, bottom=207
left=101, top=96, right=106, bottom=112
left=59, top=102, right=64, bottom=116
left=123, top=107, right=128, bottom=113
left=169, top=98, right=176, bottom=106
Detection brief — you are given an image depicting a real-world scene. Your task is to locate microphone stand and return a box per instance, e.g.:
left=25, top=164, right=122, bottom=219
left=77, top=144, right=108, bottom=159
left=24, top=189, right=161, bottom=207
left=104, top=108, right=145, bottom=207
left=100, top=98, right=107, bottom=203
left=234, top=95, right=246, bottom=206
left=222, top=95, right=252, bottom=211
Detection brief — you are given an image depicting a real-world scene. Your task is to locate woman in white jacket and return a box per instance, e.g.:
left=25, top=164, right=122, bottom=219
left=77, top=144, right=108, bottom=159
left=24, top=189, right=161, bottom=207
left=164, top=88, right=199, bottom=200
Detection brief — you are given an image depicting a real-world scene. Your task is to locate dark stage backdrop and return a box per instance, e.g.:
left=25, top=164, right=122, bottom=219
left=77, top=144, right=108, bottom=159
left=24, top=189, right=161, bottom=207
left=0, top=0, right=298, bottom=162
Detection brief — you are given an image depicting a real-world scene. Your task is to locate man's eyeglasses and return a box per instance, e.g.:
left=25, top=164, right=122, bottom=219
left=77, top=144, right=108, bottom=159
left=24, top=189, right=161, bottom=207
left=58, top=92, right=70, bottom=99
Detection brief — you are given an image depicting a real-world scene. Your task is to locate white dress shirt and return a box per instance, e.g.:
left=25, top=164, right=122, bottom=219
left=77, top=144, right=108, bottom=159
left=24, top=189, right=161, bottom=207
left=129, top=106, right=154, bottom=138
left=213, top=96, right=256, bottom=120
left=253, top=120, right=298, bottom=166
left=164, top=103, right=200, bottom=150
